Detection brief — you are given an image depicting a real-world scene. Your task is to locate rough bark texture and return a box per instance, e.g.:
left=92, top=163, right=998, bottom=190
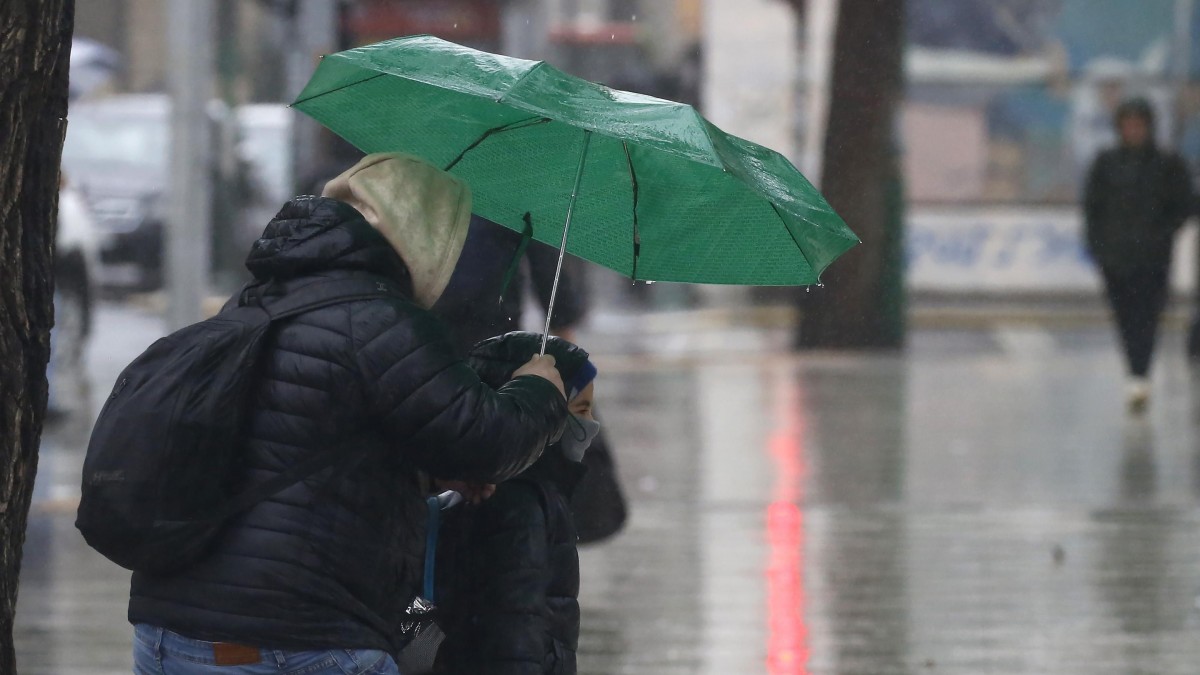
left=0, top=1, right=74, bottom=672
left=796, top=0, right=906, bottom=350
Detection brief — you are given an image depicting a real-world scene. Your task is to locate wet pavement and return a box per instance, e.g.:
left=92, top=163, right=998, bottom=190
left=15, top=302, right=1200, bottom=674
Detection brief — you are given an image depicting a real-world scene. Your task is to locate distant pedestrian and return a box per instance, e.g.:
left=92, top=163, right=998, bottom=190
left=434, top=332, right=600, bottom=675
left=48, top=174, right=98, bottom=421
left=1084, top=97, right=1193, bottom=412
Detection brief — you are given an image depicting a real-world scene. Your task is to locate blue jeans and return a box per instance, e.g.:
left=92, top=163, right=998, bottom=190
left=132, top=625, right=400, bottom=674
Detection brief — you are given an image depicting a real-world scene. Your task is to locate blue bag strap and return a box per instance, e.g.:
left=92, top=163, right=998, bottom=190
left=423, top=495, right=440, bottom=601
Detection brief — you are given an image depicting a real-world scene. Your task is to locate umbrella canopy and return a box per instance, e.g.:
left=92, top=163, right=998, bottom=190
left=294, top=35, right=857, bottom=286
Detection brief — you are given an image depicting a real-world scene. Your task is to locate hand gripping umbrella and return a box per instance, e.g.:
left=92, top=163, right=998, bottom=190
left=294, top=35, right=858, bottom=352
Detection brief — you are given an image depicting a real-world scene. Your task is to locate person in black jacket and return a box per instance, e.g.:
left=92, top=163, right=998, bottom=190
left=430, top=215, right=626, bottom=544
left=435, top=332, right=600, bottom=675
left=130, top=154, right=568, bottom=675
left=431, top=214, right=586, bottom=357
left=1084, top=98, right=1193, bottom=412
left=303, top=146, right=622, bottom=541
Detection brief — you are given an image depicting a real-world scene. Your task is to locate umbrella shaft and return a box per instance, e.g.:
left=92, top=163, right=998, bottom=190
left=541, top=130, right=593, bottom=355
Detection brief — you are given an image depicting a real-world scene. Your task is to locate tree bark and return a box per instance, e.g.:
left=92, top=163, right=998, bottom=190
left=795, top=0, right=906, bottom=350
left=0, top=1, right=74, bottom=672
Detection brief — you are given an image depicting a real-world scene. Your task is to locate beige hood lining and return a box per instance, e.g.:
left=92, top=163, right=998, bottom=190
left=323, top=152, right=472, bottom=308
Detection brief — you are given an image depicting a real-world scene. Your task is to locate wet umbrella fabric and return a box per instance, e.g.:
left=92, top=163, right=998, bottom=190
left=292, top=35, right=858, bottom=288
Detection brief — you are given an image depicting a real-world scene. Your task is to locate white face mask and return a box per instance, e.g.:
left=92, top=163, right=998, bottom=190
left=561, top=414, right=601, bottom=462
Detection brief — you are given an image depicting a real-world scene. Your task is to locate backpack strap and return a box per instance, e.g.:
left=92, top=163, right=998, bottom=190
left=212, top=276, right=405, bottom=522
left=253, top=276, right=406, bottom=321
left=215, top=445, right=353, bottom=521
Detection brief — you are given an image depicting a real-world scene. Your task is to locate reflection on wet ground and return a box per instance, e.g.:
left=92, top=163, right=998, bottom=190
left=16, top=306, right=1200, bottom=673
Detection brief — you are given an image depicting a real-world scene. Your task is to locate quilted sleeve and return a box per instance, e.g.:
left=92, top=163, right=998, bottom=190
left=352, top=299, right=567, bottom=482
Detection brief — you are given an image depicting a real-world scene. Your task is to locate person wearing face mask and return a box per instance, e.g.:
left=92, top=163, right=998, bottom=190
left=433, top=332, right=599, bottom=675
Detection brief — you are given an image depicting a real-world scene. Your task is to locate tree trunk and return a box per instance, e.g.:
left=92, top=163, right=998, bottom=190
left=0, top=1, right=74, bottom=672
left=795, top=0, right=906, bottom=350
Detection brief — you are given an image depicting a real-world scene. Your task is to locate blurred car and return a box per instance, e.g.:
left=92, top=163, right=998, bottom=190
left=62, top=94, right=170, bottom=290
left=61, top=95, right=294, bottom=291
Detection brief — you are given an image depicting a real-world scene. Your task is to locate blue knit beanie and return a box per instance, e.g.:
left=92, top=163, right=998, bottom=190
left=566, top=359, right=598, bottom=401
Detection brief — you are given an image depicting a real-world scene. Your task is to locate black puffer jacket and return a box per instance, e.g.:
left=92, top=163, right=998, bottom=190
left=436, top=454, right=585, bottom=675
left=128, top=197, right=568, bottom=654
left=435, top=334, right=590, bottom=675
left=1084, top=144, right=1192, bottom=275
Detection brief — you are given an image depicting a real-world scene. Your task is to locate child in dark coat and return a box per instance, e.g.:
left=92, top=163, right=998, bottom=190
left=435, top=332, right=599, bottom=675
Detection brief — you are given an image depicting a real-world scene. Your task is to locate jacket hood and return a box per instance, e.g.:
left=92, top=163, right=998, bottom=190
left=467, top=331, right=593, bottom=396
left=1114, top=97, right=1157, bottom=137
left=323, top=153, right=472, bottom=309
left=245, top=196, right=413, bottom=289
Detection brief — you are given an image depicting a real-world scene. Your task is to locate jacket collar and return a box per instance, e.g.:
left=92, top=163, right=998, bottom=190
left=519, top=446, right=588, bottom=499
left=245, top=196, right=413, bottom=293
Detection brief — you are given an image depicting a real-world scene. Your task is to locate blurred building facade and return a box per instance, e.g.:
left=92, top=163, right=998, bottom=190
left=898, top=0, right=1200, bottom=296
left=72, top=0, right=1200, bottom=301
left=73, top=0, right=701, bottom=102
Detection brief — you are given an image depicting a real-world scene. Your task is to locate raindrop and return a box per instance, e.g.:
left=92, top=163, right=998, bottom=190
left=454, top=23, right=459, bottom=28
left=631, top=14, right=638, bottom=21
left=610, top=34, right=616, bottom=40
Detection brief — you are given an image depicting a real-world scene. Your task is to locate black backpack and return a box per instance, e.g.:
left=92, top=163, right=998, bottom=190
left=76, top=276, right=398, bottom=574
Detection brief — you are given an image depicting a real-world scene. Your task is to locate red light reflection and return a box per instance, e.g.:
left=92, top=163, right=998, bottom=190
left=766, top=374, right=809, bottom=675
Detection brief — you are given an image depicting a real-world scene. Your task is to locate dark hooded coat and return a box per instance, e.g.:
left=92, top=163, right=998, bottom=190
left=434, top=333, right=591, bottom=675
left=1084, top=102, right=1193, bottom=275
left=128, top=198, right=568, bottom=654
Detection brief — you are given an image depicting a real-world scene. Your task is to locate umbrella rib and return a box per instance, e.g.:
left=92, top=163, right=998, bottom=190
left=771, top=203, right=818, bottom=283
left=444, top=117, right=551, bottom=172
left=291, top=72, right=389, bottom=107
left=622, top=141, right=642, bottom=281
left=688, top=108, right=728, bottom=171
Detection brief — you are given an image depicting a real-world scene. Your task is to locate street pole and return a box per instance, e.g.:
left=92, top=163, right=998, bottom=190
left=286, top=0, right=337, bottom=193
left=802, top=0, right=838, bottom=186
left=166, top=0, right=215, bottom=329
left=1175, top=0, right=1195, bottom=145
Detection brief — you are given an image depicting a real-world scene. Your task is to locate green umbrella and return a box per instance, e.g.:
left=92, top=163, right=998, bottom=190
left=294, top=35, right=857, bottom=346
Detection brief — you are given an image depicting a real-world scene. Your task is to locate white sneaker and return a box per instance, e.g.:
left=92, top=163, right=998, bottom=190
left=1127, top=378, right=1150, bottom=414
